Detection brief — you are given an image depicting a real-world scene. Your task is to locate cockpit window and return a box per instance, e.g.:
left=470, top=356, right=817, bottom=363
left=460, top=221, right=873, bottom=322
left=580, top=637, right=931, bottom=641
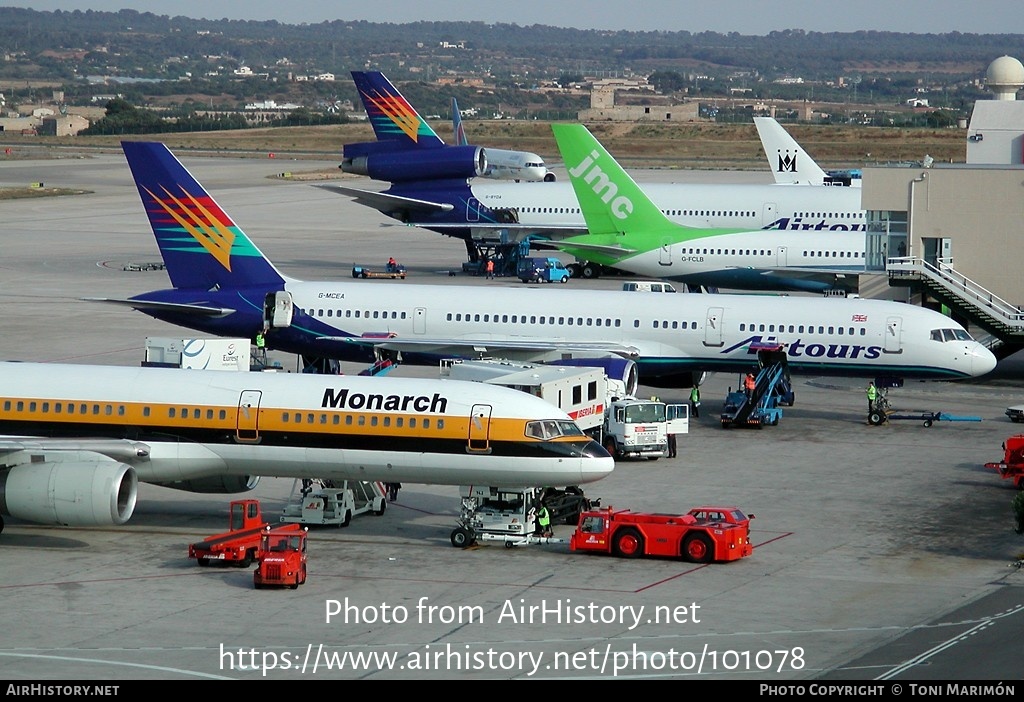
left=557, top=420, right=585, bottom=437
left=526, top=419, right=586, bottom=439
left=932, top=328, right=974, bottom=342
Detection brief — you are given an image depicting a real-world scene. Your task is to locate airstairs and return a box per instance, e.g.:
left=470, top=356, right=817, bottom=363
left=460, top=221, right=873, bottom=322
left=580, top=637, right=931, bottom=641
left=886, top=256, right=1024, bottom=358
left=720, top=345, right=794, bottom=429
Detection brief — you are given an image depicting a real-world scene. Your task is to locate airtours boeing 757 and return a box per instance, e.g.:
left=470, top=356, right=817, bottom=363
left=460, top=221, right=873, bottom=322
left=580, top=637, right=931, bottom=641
left=0, top=363, right=612, bottom=533
left=87, top=141, right=995, bottom=395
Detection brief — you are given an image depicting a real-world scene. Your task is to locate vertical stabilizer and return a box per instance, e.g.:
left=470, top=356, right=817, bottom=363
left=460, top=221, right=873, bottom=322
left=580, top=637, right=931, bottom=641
left=754, top=117, right=827, bottom=185
left=351, top=70, right=445, bottom=149
left=552, top=123, right=676, bottom=236
left=452, top=97, right=468, bottom=146
left=121, top=141, right=287, bottom=291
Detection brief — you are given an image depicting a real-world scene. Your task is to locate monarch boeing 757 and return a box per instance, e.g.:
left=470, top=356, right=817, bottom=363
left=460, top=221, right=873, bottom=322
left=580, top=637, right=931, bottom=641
left=0, top=364, right=612, bottom=533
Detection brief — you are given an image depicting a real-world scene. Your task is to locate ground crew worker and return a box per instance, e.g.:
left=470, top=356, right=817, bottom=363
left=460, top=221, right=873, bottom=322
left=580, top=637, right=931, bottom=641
left=485, top=258, right=495, bottom=279
left=866, top=381, right=878, bottom=413
left=689, top=385, right=701, bottom=419
left=1013, top=491, right=1024, bottom=535
left=254, top=331, right=266, bottom=364
left=536, top=503, right=552, bottom=537
left=386, top=482, right=401, bottom=501
left=744, top=373, right=756, bottom=398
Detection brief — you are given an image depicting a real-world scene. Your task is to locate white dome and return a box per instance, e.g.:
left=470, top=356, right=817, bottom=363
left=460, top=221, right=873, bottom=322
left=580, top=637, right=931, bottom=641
left=986, top=55, right=1024, bottom=87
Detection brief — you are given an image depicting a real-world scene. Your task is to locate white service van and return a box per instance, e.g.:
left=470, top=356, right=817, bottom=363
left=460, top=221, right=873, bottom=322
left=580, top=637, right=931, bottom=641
left=622, top=281, right=678, bottom=293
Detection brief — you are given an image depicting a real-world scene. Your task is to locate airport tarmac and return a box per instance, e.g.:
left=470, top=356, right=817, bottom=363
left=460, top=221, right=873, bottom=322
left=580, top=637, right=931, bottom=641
left=0, top=149, right=1022, bottom=681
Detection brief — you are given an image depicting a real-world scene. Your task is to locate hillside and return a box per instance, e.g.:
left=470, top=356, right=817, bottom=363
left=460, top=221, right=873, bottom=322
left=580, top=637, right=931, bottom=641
left=2, top=121, right=966, bottom=172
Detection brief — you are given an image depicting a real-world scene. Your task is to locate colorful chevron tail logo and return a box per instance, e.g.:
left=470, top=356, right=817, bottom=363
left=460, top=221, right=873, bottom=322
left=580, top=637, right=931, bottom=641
left=143, top=184, right=236, bottom=271
left=362, top=89, right=425, bottom=142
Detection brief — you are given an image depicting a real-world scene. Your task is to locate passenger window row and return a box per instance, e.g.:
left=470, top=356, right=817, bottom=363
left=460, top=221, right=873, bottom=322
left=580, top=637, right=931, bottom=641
left=738, top=323, right=867, bottom=336
left=0, top=399, right=454, bottom=435
left=679, top=247, right=863, bottom=258
left=303, top=308, right=407, bottom=320
left=281, top=412, right=441, bottom=430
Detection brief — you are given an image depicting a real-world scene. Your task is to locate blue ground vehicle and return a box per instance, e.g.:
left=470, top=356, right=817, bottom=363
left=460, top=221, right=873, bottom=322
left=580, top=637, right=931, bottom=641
left=720, top=345, right=794, bottom=429
left=517, top=257, right=571, bottom=283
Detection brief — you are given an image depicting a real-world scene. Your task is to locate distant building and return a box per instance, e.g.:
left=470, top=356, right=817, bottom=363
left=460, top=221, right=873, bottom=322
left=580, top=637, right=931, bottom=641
left=244, top=100, right=301, bottom=110
left=38, top=114, right=90, bottom=136
left=967, top=55, right=1024, bottom=165
left=579, top=78, right=699, bottom=122
left=0, top=116, right=38, bottom=133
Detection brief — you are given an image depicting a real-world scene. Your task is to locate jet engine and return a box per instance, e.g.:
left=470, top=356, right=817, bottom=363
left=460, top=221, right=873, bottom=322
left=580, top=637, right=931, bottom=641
left=0, top=459, right=138, bottom=527
left=341, top=142, right=487, bottom=182
left=149, top=474, right=261, bottom=494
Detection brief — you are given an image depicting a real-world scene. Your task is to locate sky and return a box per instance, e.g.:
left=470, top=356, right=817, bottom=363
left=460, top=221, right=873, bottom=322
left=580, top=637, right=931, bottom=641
left=9, top=0, right=1024, bottom=35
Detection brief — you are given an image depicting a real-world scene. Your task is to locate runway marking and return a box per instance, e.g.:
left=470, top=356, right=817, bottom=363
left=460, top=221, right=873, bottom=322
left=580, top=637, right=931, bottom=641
left=0, top=572, right=203, bottom=590
left=0, top=651, right=232, bottom=679
left=874, top=603, right=1024, bottom=679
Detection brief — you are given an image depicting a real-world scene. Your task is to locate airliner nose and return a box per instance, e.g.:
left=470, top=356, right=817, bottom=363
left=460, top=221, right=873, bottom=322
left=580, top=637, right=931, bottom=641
left=973, top=344, right=998, bottom=377
left=579, top=456, right=615, bottom=484
left=578, top=440, right=615, bottom=484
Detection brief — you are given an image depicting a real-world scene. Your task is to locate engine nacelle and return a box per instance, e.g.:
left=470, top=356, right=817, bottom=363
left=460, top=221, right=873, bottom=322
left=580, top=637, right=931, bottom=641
left=0, top=459, right=137, bottom=527
left=341, top=143, right=486, bottom=182
left=150, top=474, right=261, bottom=494
left=549, top=358, right=639, bottom=398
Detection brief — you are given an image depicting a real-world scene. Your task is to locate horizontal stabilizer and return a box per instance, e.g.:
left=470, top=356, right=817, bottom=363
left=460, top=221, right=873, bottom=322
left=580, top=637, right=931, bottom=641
left=82, top=297, right=235, bottom=317
left=316, top=184, right=454, bottom=214
left=546, top=240, right=639, bottom=256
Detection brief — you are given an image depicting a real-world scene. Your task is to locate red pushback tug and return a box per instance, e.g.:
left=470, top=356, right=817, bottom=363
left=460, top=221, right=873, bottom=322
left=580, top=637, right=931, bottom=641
left=570, top=505, right=754, bottom=563
left=985, top=435, right=1024, bottom=489
left=254, top=525, right=309, bottom=589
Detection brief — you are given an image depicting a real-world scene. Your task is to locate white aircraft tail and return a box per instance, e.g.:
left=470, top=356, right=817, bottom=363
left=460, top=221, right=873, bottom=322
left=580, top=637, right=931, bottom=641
left=754, top=117, right=828, bottom=185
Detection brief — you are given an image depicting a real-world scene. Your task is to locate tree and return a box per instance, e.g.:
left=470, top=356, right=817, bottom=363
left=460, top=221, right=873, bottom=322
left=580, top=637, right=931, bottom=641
left=925, top=110, right=956, bottom=128
left=647, top=70, right=687, bottom=94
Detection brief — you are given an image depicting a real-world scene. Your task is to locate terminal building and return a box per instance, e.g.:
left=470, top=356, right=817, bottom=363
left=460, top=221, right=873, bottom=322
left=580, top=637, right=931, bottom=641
left=860, top=55, right=1024, bottom=361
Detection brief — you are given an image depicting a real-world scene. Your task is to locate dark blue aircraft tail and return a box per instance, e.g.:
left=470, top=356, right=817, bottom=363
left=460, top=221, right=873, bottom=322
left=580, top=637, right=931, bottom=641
left=351, top=70, right=446, bottom=150
left=121, top=141, right=287, bottom=292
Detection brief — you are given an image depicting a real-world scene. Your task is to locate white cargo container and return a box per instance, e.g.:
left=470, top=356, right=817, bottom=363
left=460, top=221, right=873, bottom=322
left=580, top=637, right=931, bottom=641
left=144, top=337, right=251, bottom=371
left=440, top=358, right=607, bottom=432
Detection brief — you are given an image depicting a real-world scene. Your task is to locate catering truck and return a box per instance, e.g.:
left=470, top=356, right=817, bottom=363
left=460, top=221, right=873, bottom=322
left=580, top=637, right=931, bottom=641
left=144, top=337, right=250, bottom=371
